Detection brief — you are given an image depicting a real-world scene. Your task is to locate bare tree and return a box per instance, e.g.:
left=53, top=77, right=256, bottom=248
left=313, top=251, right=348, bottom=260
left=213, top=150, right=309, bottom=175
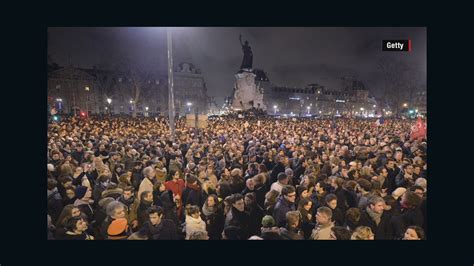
left=114, top=58, right=157, bottom=118
left=378, top=57, right=422, bottom=114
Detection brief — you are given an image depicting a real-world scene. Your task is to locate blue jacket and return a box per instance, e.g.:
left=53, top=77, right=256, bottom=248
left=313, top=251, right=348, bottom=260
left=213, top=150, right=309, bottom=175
left=273, top=196, right=296, bottom=227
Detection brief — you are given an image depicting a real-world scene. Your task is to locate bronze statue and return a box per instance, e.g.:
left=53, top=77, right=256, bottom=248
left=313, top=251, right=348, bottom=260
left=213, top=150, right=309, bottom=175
left=239, top=34, right=253, bottom=70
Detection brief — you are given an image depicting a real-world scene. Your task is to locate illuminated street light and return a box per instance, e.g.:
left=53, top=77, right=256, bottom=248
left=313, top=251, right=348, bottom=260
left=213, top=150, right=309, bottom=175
left=85, top=86, right=90, bottom=117
left=145, top=107, right=149, bottom=111
left=373, top=105, right=376, bottom=108
left=107, top=98, right=112, bottom=104
left=403, top=103, right=408, bottom=108
left=360, top=107, right=364, bottom=111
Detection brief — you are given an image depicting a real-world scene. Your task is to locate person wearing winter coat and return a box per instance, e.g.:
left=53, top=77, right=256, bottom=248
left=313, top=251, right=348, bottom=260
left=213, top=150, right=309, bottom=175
left=324, top=193, right=344, bottom=226
left=298, top=198, right=315, bottom=240
left=118, top=186, right=140, bottom=230
left=140, top=206, right=180, bottom=240
left=47, top=178, right=63, bottom=225
left=359, top=195, right=392, bottom=240
left=184, top=205, right=207, bottom=240
left=278, top=211, right=304, bottom=240
left=201, top=194, right=225, bottom=240
left=182, top=174, right=203, bottom=208
left=137, top=191, right=154, bottom=228
left=244, top=192, right=265, bottom=237
left=61, top=216, right=94, bottom=240
left=225, top=193, right=250, bottom=239
left=272, top=185, right=297, bottom=227
left=310, top=206, right=335, bottom=240
left=390, top=191, right=424, bottom=239
left=395, top=164, right=415, bottom=188
left=92, top=175, right=110, bottom=204
left=74, top=186, right=94, bottom=224
left=259, top=215, right=284, bottom=240
left=101, top=183, right=123, bottom=200
left=138, top=166, right=155, bottom=202
left=165, top=169, right=186, bottom=199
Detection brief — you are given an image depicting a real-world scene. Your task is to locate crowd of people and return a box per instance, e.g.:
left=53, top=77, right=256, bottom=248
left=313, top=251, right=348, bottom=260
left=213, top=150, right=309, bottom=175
left=47, top=114, right=427, bottom=240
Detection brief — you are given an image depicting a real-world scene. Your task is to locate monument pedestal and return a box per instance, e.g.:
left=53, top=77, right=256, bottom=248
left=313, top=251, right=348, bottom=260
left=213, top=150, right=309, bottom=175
left=231, top=70, right=266, bottom=111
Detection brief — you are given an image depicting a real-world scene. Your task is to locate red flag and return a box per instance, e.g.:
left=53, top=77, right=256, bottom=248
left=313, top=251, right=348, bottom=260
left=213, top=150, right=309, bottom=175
left=410, top=117, right=426, bottom=140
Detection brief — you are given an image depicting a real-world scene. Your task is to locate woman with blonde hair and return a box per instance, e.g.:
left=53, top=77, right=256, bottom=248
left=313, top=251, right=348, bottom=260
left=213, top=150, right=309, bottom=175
left=351, top=226, right=375, bottom=240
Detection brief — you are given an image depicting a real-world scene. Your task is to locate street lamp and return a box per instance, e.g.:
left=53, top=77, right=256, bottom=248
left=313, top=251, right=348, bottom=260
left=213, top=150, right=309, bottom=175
left=403, top=103, right=408, bottom=108
left=307, top=106, right=310, bottom=114
left=145, top=106, right=149, bottom=111
left=106, top=98, right=112, bottom=115
left=373, top=105, right=376, bottom=108
left=273, top=105, right=277, bottom=114
left=85, top=86, right=90, bottom=117
left=187, top=102, right=192, bottom=113
left=360, top=107, right=364, bottom=111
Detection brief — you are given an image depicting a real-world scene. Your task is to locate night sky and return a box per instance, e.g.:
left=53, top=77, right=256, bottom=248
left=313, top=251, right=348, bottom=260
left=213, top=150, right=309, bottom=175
left=48, top=27, right=426, bottom=104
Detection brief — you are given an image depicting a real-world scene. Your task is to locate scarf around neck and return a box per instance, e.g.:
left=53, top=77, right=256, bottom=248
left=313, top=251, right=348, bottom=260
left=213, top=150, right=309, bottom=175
left=366, top=206, right=382, bottom=225
left=202, top=203, right=217, bottom=217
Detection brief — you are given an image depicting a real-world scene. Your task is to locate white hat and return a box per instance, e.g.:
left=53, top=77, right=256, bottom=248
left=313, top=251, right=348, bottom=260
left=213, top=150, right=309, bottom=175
left=392, top=187, right=407, bottom=200
left=415, top=178, right=427, bottom=191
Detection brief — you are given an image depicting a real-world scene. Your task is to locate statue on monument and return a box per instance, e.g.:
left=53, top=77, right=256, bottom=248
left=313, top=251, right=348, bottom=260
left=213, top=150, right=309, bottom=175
left=239, top=34, right=253, bottom=70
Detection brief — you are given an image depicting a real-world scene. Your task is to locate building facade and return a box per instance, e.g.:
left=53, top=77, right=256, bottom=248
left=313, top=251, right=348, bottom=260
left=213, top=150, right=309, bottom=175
left=47, top=62, right=210, bottom=116
left=247, top=71, right=378, bottom=117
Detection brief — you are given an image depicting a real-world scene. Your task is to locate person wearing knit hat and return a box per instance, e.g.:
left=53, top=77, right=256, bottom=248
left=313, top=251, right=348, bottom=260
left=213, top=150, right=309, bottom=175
left=107, top=218, right=131, bottom=240
left=259, top=215, right=284, bottom=240
left=261, top=215, right=276, bottom=228
left=75, top=186, right=88, bottom=200
left=392, top=187, right=407, bottom=200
